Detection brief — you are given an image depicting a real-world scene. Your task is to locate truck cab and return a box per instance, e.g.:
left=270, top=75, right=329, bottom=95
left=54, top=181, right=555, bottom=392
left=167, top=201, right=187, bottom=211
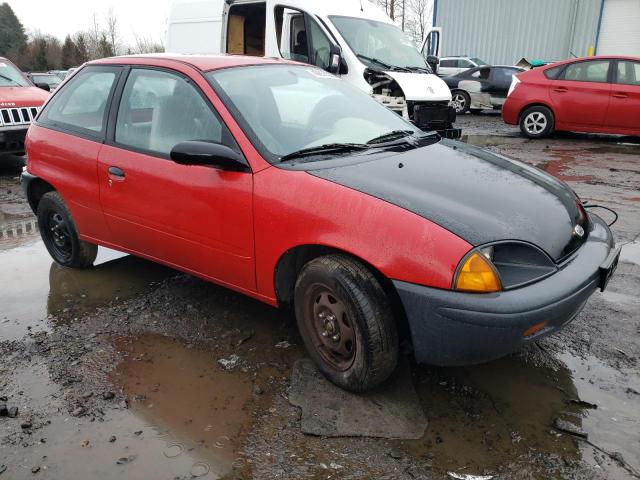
left=0, top=57, right=49, bottom=158
left=166, top=0, right=458, bottom=137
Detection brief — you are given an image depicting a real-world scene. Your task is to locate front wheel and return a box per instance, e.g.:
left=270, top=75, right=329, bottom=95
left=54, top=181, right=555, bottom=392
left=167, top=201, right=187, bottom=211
left=451, top=90, right=471, bottom=114
left=37, top=191, right=97, bottom=268
left=520, top=105, right=554, bottom=139
left=294, top=255, right=398, bottom=392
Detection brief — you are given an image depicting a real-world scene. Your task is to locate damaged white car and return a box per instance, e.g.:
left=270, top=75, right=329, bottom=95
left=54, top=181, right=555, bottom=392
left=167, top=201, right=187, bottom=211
left=167, top=0, right=460, bottom=137
left=444, top=65, right=524, bottom=114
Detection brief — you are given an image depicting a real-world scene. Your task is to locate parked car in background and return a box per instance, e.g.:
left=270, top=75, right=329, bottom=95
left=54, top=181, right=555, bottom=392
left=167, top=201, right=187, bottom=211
left=27, top=73, right=61, bottom=92
left=22, top=54, right=618, bottom=392
left=444, top=66, right=525, bottom=114
left=503, top=56, right=640, bottom=138
left=0, top=57, right=49, bottom=157
left=438, top=56, right=488, bottom=77
left=48, top=70, right=69, bottom=80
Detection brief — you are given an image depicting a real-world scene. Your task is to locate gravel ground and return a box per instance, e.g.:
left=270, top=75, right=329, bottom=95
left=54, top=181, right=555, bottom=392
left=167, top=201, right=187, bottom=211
left=1, top=115, right=639, bottom=479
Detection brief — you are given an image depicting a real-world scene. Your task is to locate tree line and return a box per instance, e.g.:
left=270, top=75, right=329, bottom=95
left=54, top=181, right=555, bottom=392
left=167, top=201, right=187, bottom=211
left=375, top=0, right=434, bottom=45
left=0, top=2, right=163, bottom=72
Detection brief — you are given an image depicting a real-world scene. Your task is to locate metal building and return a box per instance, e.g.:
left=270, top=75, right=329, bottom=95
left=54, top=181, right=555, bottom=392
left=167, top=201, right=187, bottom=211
left=433, top=0, right=640, bottom=65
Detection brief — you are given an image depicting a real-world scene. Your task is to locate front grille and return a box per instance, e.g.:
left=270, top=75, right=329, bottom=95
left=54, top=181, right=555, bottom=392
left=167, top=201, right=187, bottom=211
left=0, top=106, right=40, bottom=127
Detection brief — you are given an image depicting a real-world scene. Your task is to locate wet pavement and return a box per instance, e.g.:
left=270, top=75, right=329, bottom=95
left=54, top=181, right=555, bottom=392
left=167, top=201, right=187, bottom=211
left=1, top=115, right=639, bottom=479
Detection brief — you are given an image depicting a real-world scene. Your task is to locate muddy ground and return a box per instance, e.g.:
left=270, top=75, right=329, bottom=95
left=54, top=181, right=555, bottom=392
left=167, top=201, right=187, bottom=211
left=1, top=114, right=639, bottom=480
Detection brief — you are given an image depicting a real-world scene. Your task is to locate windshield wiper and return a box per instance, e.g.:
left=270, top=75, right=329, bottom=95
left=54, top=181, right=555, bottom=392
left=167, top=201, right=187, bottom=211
left=280, top=143, right=370, bottom=162
left=403, top=66, right=432, bottom=74
left=356, top=54, right=410, bottom=72
left=0, top=73, right=20, bottom=85
left=366, top=130, right=416, bottom=145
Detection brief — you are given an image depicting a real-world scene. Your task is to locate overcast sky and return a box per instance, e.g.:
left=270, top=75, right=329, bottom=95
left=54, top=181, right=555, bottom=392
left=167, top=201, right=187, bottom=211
left=5, top=0, right=170, bottom=46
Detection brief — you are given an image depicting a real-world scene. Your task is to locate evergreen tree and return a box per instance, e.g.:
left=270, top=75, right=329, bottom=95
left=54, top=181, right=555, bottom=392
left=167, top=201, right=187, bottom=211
left=0, top=2, right=27, bottom=57
left=61, top=35, right=76, bottom=69
left=96, top=33, right=114, bottom=58
left=73, top=33, right=89, bottom=64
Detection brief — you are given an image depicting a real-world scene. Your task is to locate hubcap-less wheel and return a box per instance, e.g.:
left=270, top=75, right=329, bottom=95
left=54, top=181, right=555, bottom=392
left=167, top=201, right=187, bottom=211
left=44, top=212, right=72, bottom=261
left=303, top=283, right=356, bottom=372
left=452, top=93, right=467, bottom=113
left=524, top=112, right=548, bottom=135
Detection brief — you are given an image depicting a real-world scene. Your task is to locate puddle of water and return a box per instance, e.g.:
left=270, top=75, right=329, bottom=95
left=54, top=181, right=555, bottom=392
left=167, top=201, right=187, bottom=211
left=404, top=351, right=639, bottom=477
left=110, top=334, right=259, bottom=478
left=460, top=134, right=525, bottom=148
left=0, top=240, right=174, bottom=341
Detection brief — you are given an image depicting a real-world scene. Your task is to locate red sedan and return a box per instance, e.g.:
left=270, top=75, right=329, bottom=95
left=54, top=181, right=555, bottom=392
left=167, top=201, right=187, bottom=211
left=503, top=56, right=640, bottom=138
left=22, top=55, right=618, bottom=391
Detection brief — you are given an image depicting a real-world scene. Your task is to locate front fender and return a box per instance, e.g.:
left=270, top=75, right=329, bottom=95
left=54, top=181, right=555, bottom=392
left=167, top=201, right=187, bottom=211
left=253, top=167, right=472, bottom=301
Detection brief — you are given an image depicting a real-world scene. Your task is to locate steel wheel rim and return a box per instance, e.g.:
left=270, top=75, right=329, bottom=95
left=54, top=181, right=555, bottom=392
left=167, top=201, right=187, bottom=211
left=452, top=93, right=467, bottom=113
left=44, top=211, right=72, bottom=261
left=303, top=283, right=356, bottom=371
left=524, top=112, right=547, bottom=135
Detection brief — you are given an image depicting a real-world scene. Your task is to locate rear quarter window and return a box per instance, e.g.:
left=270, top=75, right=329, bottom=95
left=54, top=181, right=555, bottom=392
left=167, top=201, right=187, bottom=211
left=543, top=65, right=564, bottom=80
left=37, top=66, right=121, bottom=139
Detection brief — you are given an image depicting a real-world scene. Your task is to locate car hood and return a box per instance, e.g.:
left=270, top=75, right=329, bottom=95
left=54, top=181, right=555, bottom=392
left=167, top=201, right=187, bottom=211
left=0, top=86, right=49, bottom=108
left=310, top=140, right=588, bottom=262
left=384, top=71, right=452, bottom=102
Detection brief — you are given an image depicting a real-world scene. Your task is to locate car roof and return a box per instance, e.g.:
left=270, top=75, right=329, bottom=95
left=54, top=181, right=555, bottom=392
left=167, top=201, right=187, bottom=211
left=90, top=54, right=298, bottom=71
left=544, top=55, right=640, bottom=67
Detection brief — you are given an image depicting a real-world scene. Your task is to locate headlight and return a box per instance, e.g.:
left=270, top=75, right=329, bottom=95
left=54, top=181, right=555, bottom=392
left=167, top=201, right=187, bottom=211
left=454, top=242, right=557, bottom=293
left=454, top=251, right=502, bottom=293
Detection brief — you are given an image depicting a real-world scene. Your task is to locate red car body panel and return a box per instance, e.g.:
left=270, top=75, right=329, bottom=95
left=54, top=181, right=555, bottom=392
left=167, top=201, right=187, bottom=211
left=0, top=86, right=49, bottom=108
left=25, top=55, right=473, bottom=307
left=503, top=56, right=640, bottom=136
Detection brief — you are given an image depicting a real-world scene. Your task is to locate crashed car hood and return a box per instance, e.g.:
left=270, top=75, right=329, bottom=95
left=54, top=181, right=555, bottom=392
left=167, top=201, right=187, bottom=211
left=310, top=140, right=588, bottom=262
left=384, top=71, right=452, bottom=102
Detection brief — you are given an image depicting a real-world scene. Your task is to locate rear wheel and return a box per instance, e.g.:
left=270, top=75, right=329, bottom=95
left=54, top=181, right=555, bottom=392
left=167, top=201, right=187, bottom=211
left=294, top=255, right=398, bottom=392
left=451, top=90, right=471, bottom=114
left=37, top=192, right=97, bottom=268
left=520, top=105, right=554, bottom=138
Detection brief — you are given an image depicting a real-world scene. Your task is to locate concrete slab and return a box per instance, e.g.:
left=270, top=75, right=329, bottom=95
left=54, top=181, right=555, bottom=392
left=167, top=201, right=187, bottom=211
left=288, top=359, right=427, bottom=439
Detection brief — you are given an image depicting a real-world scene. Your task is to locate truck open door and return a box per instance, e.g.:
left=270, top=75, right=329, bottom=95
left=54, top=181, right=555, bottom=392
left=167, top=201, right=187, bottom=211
left=420, top=27, right=442, bottom=74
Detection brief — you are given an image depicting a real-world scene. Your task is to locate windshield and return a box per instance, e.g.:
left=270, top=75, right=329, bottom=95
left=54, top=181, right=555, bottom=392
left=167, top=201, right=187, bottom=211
left=471, top=57, right=488, bottom=66
left=207, top=65, right=423, bottom=162
left=32, top=75, right=61, bottom=86
left=330, top=16, right=428, bottom=71
left=0, top=59, right=29, bottom=87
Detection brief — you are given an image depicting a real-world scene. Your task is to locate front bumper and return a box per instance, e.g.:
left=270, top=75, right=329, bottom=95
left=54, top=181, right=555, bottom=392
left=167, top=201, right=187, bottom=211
left=0, top=127, right=28, bottom=155
left=394, top=214, right=616, bottom=366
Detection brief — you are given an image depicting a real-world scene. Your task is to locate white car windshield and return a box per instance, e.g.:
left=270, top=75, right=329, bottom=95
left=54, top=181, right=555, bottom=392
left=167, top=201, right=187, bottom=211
left=207, top=65, right=425, bottom=162
left=0, top=60, right=29, bottom=87
left=330, top=16, right=429, bottom=72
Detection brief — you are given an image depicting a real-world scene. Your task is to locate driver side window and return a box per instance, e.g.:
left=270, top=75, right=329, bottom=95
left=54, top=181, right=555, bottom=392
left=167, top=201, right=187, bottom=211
left=275, top=7, right=333, bottom=71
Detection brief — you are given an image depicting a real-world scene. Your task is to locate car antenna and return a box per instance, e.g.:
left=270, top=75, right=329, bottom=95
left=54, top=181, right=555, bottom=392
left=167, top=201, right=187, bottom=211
left=359, top=0, right=364, bottom=12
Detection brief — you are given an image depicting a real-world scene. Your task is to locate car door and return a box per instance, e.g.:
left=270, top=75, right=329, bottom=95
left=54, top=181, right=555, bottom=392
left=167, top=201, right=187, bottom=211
left=605, top=59, right=640, bottom=131
left=438, top=59, right=457, bottom=77
left=488, top=67, right=522, bottom=105
left=30, top=65, right=122, bottom=241
left=549, top=59, right=612, bottom=128
left=97, top=67, right=256, bottom=291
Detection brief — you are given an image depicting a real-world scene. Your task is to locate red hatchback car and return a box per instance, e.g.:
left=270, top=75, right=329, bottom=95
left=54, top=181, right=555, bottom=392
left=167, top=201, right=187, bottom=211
left=503, top=56, right=640, bottom=138
left=22, top=55, right=618, bottom=391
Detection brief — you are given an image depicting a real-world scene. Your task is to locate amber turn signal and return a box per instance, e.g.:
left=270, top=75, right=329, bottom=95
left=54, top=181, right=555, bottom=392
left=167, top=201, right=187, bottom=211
left=455, top=252, right=502, bottom=293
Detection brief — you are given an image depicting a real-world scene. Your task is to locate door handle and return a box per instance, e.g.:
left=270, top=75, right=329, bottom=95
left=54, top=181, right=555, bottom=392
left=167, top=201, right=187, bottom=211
left=553, top=87, right=568, bottom=93
left=108, top=166, right=125, bottom=178
left=612, top=92, right=628, bottom=99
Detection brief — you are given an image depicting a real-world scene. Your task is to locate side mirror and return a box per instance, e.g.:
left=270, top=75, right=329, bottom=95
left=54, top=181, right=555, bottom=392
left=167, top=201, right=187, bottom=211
left=170, top=141, right=249, bottom=171
left=426, top=55, right=439, bottom=74
left=35, top=82, right=51, bottom=92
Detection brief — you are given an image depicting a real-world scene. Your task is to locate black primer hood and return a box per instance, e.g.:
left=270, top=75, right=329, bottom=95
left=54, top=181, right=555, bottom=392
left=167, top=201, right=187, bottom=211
left=309, top=139, right=588, bottom=262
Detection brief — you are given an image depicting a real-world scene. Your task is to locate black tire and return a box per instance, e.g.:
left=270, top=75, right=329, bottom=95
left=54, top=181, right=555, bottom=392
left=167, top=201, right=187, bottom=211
left=37, top=191, right=97, bottom=269
left=451, top=90, right=471, bottom=114
left=519, top=105, right=554, bottom=139
left=294, top=254, right=398, bottom=392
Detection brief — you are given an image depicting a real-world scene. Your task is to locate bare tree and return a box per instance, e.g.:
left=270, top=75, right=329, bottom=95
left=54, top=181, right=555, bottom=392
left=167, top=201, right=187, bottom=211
left=132, top=34, right=164, bottom=54
left=105, top=8, right=119, bottom=55
left=405, top=0, right=433, bottom=44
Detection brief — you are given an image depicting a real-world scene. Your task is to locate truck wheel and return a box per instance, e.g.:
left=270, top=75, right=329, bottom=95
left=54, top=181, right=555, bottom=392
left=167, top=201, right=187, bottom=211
left=451, top=90, right=470, bottom=114
left=294, top=254, right=398, bottom=392
left=37, top=191, right=97, bottom=269
left=520, top=106, right=554, bottom=139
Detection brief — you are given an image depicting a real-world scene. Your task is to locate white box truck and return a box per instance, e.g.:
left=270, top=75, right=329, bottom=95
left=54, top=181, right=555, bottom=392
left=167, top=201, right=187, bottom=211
left=166, top=0, right=459, bottom=137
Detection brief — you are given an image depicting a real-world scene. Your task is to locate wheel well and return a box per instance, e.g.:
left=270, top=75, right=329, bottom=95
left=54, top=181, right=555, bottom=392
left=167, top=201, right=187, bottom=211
left=26, top=178, right=55, bottom=214
left=518, top=103, right=555, bottom=124
left=273, top=245, right=411, bottom=341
